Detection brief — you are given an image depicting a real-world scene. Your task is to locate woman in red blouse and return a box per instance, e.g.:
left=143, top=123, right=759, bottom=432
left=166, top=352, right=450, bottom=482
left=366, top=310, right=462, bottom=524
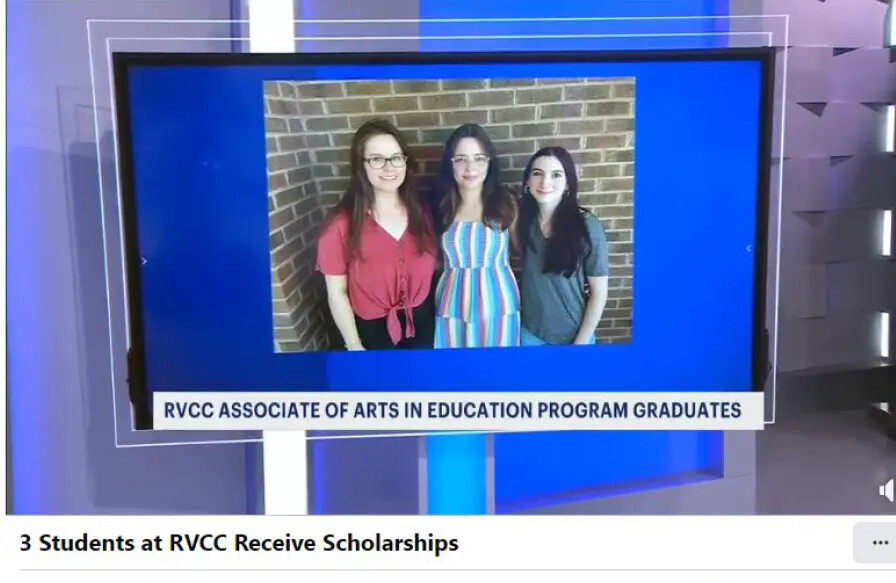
left=316, top=118, right=437, bottom=351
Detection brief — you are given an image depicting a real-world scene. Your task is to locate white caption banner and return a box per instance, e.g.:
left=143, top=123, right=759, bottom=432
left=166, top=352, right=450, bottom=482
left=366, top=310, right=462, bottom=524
left=3, top=516, right=887, bottom=574
left=152, top=391, right=764, bottom=431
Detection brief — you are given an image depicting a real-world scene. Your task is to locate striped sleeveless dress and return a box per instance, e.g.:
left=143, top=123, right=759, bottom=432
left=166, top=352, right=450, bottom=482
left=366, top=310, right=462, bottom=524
left=434, top=221, right=520, bottom=348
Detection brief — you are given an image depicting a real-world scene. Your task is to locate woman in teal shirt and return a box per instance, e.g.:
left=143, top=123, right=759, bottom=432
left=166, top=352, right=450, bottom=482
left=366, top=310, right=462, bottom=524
left=516, top=146, right=610, bottom=345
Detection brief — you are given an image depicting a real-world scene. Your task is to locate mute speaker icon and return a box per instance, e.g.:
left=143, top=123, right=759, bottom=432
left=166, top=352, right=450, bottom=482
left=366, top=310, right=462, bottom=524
left=880, top=478, right=894, bottom=502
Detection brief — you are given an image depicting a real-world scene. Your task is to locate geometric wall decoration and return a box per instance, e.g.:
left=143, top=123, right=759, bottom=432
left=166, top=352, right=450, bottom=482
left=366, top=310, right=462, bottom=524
left=738, top=0, right=896, bottom=371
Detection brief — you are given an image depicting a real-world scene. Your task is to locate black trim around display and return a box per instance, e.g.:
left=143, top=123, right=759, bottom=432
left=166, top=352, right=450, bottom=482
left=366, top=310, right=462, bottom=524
left=113, top=56, right=151, bottom=430
left=112, top=48, right=776, bottom=430
left=754, top=47, right=776, bottom=397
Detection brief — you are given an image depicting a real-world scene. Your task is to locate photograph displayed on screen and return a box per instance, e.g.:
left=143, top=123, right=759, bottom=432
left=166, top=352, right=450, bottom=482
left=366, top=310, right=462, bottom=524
left=264, top=78, right=636, bottom=353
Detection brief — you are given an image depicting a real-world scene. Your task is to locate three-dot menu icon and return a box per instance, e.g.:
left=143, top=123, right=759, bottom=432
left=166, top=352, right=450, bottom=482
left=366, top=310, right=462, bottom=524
left=854, top=523, right=896, bottom=563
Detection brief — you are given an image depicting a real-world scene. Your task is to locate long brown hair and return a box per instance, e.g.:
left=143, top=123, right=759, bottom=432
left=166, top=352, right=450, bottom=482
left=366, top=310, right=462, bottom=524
left=437, top=124, right=516, bottom=233
left=326, top=118, right=433, bottom=259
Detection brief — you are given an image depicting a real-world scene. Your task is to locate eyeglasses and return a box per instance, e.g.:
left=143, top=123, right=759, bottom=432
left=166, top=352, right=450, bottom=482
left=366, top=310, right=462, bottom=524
left=451, top=155, right=490, bottom=168
left=364, top=154, right=407, bottom=169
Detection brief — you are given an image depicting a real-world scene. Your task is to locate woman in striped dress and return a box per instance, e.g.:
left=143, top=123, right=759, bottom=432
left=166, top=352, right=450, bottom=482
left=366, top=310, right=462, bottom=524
left=434, top=123, right=520, bottom=348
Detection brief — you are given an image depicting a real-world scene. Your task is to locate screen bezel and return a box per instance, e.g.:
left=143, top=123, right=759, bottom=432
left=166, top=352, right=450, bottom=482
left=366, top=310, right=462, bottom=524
left=112, top=48, right=775, bottom=430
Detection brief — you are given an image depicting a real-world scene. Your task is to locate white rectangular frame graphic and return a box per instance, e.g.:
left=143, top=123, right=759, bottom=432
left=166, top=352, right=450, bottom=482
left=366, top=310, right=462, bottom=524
left=87, top=16, right=789, bottom=455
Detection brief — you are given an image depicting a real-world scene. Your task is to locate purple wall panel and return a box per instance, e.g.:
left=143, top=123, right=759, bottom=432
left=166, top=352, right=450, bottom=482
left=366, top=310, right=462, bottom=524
left=8, top=0, right=254, bottom=514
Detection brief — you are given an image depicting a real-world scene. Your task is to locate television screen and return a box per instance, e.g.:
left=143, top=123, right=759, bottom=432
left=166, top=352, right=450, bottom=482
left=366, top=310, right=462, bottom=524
left=113, top=49, right=771, bottom=429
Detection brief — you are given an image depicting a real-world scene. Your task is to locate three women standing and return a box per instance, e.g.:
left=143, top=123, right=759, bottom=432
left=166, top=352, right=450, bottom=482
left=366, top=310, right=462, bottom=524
left=317, top=120, right=608, bottom=351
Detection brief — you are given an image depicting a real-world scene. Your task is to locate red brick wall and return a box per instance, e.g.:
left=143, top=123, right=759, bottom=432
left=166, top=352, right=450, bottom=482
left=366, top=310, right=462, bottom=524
left=265, top=77, right=635, bottom=347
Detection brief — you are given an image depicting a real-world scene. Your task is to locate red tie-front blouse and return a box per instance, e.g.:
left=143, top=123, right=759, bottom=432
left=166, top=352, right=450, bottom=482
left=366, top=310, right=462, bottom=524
left=316, top=211, right=436, bottom=345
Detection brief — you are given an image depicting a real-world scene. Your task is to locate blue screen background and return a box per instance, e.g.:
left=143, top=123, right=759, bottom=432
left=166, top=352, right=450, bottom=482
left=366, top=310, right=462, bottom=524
left=124, top=56, right=763, bottom=508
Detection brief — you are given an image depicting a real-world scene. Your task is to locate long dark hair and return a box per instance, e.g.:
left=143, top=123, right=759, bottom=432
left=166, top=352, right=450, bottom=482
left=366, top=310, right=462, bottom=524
left=518, top=146, right=592, bottom=277
left=326, top=118, right=433, bottom=259
left=437, top=123, right=516, bottom=232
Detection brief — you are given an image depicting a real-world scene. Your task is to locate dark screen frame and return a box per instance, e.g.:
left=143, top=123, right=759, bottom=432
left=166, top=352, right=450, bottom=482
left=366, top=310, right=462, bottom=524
left=112, top=48, right=775, bottom=430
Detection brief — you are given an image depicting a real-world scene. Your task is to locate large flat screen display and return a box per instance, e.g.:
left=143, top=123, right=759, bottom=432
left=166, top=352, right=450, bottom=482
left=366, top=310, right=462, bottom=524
left=113, top=49, right=772, bottom=440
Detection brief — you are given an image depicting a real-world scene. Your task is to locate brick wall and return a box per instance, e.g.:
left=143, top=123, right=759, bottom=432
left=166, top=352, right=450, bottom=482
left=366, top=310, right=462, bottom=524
left=264, top=81, right=333, bottom=352
left=266, top=78, right=636, bottom=346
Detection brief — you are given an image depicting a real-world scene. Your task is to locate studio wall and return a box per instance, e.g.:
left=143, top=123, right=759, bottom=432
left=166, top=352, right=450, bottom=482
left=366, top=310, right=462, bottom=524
left=7, top=0, right=254, bottom=514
